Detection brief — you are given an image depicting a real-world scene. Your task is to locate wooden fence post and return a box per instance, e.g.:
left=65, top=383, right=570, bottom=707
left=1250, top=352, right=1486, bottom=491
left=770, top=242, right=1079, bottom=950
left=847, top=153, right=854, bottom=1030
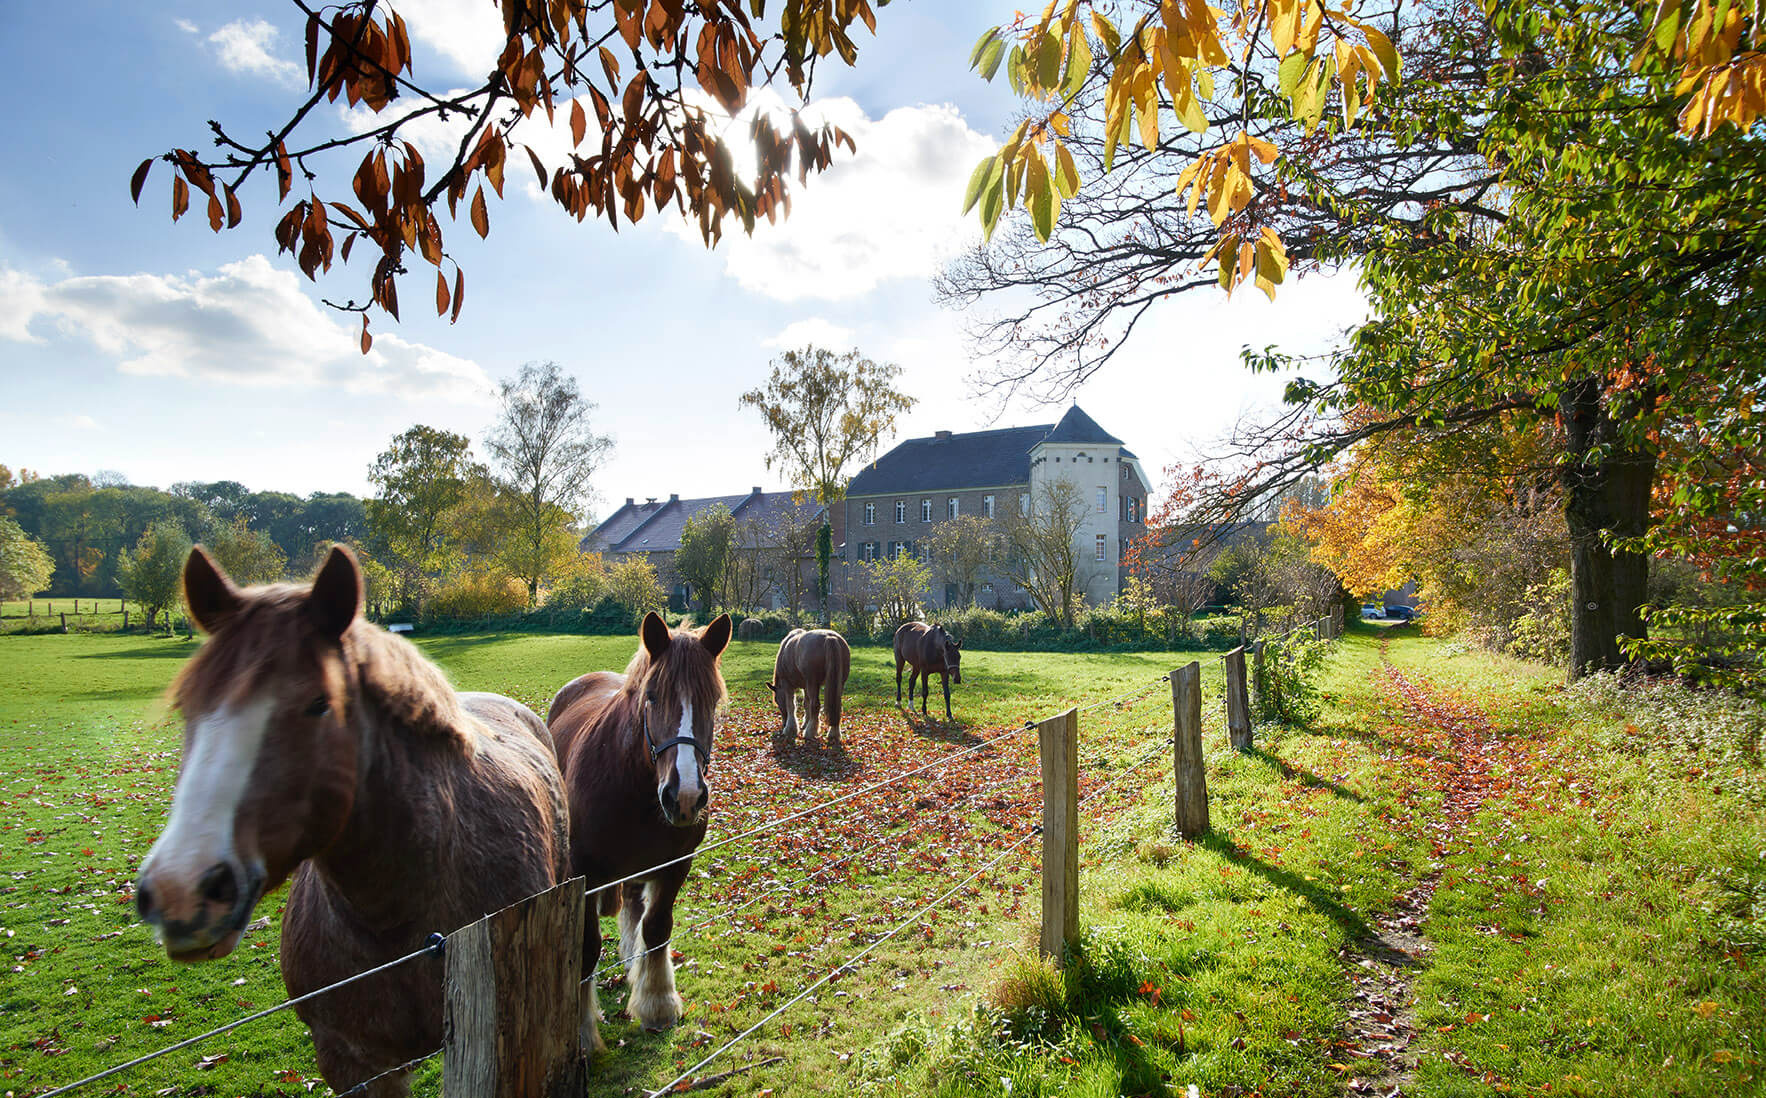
left=59, top=612, right=67, bottom=634
left=123, top=607, right=129, bottom=630
left=1224, top=646, right=1252, bottom=751
left=1171, top=663, right=1208, bottom=839
left=1037, top=707, right=1079, bottom=964
left=444, top=877, right=586, bottom=1097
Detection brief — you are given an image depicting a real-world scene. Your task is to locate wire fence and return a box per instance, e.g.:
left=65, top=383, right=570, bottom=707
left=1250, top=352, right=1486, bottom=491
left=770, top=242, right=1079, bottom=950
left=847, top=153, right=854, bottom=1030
left=35, top=664, right=1219, bottom=1098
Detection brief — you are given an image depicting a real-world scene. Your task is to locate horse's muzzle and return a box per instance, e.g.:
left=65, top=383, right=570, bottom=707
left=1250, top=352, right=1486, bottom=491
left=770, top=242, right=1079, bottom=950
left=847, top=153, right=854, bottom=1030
left=658, top=782, right=710, bottom=827
left=137, top=859, right=264, bottom=962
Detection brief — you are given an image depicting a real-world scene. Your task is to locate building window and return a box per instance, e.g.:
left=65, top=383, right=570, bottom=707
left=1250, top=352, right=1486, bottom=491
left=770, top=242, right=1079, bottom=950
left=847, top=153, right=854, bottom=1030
left=921, top=498, right=931, bottom=522
left=983, top=494, right=995, bottom=519
left=947, top=497, right=959, bottom=519
left=1129, top=498, right=1138, bottom=523
left=1122, top=465, right=1130, bottom=480
left=981, top=582, right=994, bottom=595
left=1096, top=487, right=1107, bottom=513
left=1095, top=534, right=1107, bottom=561
left=863, top=502, right=875, bottom=526
left=1019, top=492, right=1030, bottom=515
left=888, top=540, right=902, bottom=559
left=894, top=500, right=906, bottom=523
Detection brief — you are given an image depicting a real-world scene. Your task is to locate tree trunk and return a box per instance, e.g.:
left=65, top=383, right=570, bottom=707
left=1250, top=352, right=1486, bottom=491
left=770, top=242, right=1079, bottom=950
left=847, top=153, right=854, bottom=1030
left=816, top=522, right=832, bottom=627
left=1560, top=376, right=1656, bottom=680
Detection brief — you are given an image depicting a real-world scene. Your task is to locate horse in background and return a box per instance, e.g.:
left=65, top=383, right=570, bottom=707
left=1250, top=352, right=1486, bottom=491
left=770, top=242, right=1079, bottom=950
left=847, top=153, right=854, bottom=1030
left=769, top=627, right=851, bottom=748
left=135, top=546, right=570, bottom=1097
left=894, top=620, right=963, bottom=722
left=546, top=612, right=732, bottom=1052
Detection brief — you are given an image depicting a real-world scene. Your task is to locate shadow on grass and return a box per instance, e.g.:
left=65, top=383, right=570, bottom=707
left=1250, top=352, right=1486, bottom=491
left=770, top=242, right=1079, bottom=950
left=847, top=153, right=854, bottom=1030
left=1198, top=832, right=1373, bottom=938
left=73, top=643, right=198, bottom=661
left=1243, top=747, right=1366, bottom=803
left=896, top=707, right=984, bottom=747
left=769, top=737, right=864, bottom=782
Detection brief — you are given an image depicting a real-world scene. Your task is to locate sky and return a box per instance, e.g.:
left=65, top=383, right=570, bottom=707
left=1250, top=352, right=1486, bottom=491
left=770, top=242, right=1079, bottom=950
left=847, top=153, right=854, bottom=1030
left=0, top=0, right=1365, bottom=515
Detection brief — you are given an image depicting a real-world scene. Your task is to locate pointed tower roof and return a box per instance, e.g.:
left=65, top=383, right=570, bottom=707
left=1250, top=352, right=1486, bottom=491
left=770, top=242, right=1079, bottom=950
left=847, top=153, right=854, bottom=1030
left=1039, top=404, right=1124, bottom=446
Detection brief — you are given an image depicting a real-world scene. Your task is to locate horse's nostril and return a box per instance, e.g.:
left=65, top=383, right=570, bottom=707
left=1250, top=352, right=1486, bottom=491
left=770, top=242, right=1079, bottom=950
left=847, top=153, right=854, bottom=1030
left=199, top=863, right=239, bottom=908
left=694, top=789, right=708, bottom=813
left=136, top=881, right=155, bottom=921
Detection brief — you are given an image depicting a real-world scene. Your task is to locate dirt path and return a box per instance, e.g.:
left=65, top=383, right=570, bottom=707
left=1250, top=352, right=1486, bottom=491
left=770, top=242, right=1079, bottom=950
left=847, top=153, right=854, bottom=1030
left=1337, top=640, right=1503, bottom=1097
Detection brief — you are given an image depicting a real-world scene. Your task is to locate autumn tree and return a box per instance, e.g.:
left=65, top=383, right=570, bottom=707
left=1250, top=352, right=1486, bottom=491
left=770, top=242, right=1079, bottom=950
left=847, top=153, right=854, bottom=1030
left=204, top=516, right=289, bottom=586
left=762, top=504, right=821, bottom=614
left=924, top=514, right=999, bottom=609
left=739, top=345, right=914, bottom=624
left=724, top=515, right=778, bottom=613
left=119, top=522, right=192, bottom=631
left=365, top=425, right=479, bottom=609
left=131, top=0, right=883, bottom=344
left=675, top=504, right=735, bottom=615
left=0, top=517, right=54, bottom=601
left=859, top=551, right=931, bottom=627
left=606, top=556, right=665, bottom=625
left=485, top=362, right=613, bottom=605
left=997, top=478, right=1089, bottom=627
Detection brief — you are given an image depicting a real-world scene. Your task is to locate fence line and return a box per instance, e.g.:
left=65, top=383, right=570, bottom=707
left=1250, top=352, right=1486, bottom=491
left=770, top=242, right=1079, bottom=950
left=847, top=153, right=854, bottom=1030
left=35, top=935, right=446, bottom=1098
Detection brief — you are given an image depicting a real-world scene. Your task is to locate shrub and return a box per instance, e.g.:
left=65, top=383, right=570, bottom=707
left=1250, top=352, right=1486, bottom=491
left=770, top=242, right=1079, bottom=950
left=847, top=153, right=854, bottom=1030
left=1507, top=567, right=1571, bottom=665
left=427, top=570, right=527, bottom=621
left=543, top=555, right=608, bottom=612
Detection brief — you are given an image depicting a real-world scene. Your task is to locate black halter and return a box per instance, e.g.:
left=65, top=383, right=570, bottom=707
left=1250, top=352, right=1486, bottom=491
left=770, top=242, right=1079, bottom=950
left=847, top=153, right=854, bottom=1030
left=641, top=702, right=710, bottom=765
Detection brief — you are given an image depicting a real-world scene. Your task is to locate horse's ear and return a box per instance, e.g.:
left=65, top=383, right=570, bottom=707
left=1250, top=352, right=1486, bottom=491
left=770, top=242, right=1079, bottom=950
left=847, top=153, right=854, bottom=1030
left=183, top=546, right=242, bottom=634
left=701, top=613, right=733, bottom=659
left=953, top=638, right=962, bottom=649
left=308, top=545, right=362, bottom=640
left=641, top=611, right=671, bottom=659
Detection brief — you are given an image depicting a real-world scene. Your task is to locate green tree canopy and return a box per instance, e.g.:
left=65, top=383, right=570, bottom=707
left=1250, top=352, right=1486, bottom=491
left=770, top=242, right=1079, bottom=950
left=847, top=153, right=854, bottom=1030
left=118, top=522, right=192, bottom=631
left=0, top=516, right=55, bottom=601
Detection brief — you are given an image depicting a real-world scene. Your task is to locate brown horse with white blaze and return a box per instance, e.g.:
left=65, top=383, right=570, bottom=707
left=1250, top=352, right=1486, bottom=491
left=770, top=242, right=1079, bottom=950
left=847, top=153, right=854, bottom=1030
left=134, top=546, right=570, bottom=1096
left=546, top=611, right=732, bottom=1052
left=894, top=620, right=963, bottom=722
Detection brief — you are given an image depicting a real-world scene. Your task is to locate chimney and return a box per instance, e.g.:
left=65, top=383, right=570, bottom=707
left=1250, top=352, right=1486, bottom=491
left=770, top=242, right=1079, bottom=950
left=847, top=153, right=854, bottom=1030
left=752, top=485, right=763, bottom=494
left=624, top=497, right=634, bottom=507
left=935, top=430, right=952, bottom=441
left=668, top=493, right=680, bottom=503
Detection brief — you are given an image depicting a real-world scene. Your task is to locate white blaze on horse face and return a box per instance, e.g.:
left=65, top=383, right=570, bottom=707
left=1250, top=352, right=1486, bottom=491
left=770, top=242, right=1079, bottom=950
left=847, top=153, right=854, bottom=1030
left=672, top=701, right=703, bottom=809
left=141, top=696, right=272, bottom=900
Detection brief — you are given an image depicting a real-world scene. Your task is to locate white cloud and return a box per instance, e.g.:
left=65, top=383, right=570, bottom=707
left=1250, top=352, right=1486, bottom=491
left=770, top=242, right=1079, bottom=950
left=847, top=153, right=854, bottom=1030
left=70, top=415, right=100, bottom=430
left=678, top=98, right=996, bottom=302
left=0, top=270, right=46, bottom=342
left=386, top=0, right=505, bottom=80
left=174, top=18, right=199, bottom=34
left=208, top=19, right=301, bottom=85
left=5, top=256, right=490, bottom=403
left=763, top=318, right=857, bottom=351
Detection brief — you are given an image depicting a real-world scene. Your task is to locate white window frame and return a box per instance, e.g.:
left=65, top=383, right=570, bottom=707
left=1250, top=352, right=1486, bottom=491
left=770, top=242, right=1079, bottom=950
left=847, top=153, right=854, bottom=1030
left=947, top=496, right=959, bottom=519
left=894, top=500, right=906, bottom=523
left=983, top=494, right=995, bottom=519
left=1095, top=534, right=1107, bottom=561
left=921, top=498, right=932, bottom=522
left=1096, top=486, right=1107, bottom=513
left=863, top=502, right=875, bottom=526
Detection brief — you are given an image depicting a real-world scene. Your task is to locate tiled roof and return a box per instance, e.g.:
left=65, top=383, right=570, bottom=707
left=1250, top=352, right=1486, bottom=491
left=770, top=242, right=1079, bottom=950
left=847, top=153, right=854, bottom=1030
left=584, top=490, right=820, bottom=554
left=849, top=424, right=1054, bottom=496
left=848, top=404, right=1133, bottom=496
left=1042, top=405, right=1124, bottom=445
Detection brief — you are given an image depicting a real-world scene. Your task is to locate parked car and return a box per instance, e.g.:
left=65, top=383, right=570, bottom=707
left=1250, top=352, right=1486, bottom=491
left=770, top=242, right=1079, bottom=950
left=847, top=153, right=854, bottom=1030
left=1360, top=604, right=1381, bottom=619
left=1383, top=604, right=1417, bottom=621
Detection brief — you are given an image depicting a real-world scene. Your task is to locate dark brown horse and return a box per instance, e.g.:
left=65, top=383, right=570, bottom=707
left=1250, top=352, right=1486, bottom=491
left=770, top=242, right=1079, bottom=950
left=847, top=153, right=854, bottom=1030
left=768, top=627, right=851, bottom=747
left=136, top=546, right=569, bottom=1096
left=894, top=620, right=963, bottom=721
left=546, top=611, right=732, bottom=1051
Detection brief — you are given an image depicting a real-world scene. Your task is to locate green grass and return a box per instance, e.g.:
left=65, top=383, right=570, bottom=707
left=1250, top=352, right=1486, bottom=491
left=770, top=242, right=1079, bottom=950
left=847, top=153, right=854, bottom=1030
left=5, top=625, right=1761, bottom=1098
left=0, top=628, right=1204, bottom=1097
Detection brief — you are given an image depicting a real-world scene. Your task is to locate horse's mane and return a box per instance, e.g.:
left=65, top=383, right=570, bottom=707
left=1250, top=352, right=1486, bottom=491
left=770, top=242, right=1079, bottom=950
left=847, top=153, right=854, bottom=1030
left=171, top=583, right=469, bottom=753
left=621, top=625, right=728, bottom=718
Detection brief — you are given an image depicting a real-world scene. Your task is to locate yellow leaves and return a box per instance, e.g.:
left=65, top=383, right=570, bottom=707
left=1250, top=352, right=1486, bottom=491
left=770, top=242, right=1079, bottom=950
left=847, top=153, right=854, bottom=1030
left=1642, top=0, right=1766, bottom=135
left=1693, top=999, right=1720, bottom=1019
left=1174, top=131, right=1275, bottom=227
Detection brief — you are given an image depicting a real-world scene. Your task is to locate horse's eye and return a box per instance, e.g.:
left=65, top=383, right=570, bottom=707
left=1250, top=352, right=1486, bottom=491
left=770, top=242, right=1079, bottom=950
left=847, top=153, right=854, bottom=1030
left=304, top=697, right=330, bottom=718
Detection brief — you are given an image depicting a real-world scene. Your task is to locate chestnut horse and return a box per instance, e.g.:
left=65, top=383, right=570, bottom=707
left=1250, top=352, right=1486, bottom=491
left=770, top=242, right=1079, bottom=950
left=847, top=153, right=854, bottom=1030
left=894, top=620, right=963, bottom=722
left=135, top=547, right=570, bottom=1096
left=768, top=627, right=851, bottom=747
left=546, top=611, right=732, bottom=1052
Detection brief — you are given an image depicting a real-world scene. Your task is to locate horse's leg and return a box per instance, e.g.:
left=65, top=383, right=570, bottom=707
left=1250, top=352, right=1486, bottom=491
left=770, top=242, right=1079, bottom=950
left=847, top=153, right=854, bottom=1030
left=580, top=889, right=608, bottom=1055
left=942, top=672, right=953, bottom=723
left=617, top=880, right=647, bottom=972
left=775, top=684, right=795, bottom=743
left=826, top=679, right=843, bottom=748
left=920, top=668, right=930, bottom=715
left=803, top=675, right=821, bottom=745
left=895, top=657, right=904, bottom=704
left=628, top=863, right=692, bottom=1031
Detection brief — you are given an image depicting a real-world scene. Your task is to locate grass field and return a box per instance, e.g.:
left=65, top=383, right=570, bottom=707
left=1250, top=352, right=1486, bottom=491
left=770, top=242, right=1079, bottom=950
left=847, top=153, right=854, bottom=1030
left=3, top=625, right=1761, bottom=1097
left=0, top=627, right=1198, bottom=1097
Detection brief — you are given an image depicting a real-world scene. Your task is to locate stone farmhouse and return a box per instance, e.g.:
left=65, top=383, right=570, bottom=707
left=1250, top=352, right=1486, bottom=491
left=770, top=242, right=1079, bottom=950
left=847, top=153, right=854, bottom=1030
left=833, top=405, right=1152, bottom=610
left=582, top=488, right=820, bottom=611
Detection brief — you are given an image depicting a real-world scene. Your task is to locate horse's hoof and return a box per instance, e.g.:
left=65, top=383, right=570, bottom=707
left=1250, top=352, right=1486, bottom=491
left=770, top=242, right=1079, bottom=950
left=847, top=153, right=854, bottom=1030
left=634, top=993, right=684, bottom=1032
left=826, top=734, right=841, bottom=749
